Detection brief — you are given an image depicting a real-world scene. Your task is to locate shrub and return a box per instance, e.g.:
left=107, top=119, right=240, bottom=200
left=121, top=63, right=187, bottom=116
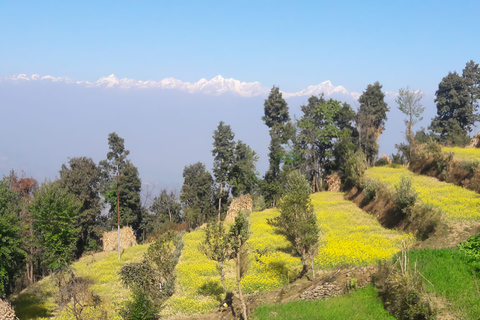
left=375, top=158, right=390, bottom=167
left=252, top=195, right=266, bottom=212
left=119, top=290, right=159, bottom=320
left=394, top=176, right=417, bottom=217
left=363, top=179, right=380, bottom=202
left=344, top=151, right=367, bottom=189
left=458, top=233, right=480, bottom=271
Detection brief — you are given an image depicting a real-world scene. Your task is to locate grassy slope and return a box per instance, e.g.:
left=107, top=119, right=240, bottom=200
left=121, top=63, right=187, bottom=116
left=367, top=166, right=480, bottom=221
left=442, top=146, right=480, bottom=162
left=163, top=192, right=409, bottom=317
left=13, top=192, right=411, bottom=319
left=409, top=248, right=480, bottom=320
left=12, top=244, right=149, bottom=320
left=253, top=285, right=395, bottom=320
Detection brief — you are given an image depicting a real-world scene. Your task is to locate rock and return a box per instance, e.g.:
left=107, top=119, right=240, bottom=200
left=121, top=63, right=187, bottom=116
left=466, top=132, right=480, bottom=148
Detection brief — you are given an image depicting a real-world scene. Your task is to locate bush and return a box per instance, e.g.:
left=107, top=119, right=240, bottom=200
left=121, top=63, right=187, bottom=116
left=394, top=176, right=417, bottom=217
left=458, top=233, right=480, bottom=271
left=252, top=195, right=266, bottom=212
left=363, top=179, right=380, bottom=202
left=344, top=151, right=367, bottom=189
left=119, top=290, right=159, bottom=320
left=375, top=158, right=390, bottom=167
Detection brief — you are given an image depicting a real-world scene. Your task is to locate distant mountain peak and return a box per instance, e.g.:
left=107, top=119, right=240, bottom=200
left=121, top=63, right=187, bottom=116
left=7, top=73, right=360, bottom=99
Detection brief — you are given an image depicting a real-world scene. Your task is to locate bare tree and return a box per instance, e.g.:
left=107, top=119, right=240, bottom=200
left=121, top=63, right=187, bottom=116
left=396, top=87, right=424, bottom=161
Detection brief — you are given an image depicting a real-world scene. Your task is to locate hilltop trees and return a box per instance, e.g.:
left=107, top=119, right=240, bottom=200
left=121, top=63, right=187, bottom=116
left=357, top=82, right=389, bottom=165
left=262, top=86, right=294, bottom=206
left=180, top=162, right=214, bottom=228
left=229, top=141, right=258, bottom=197
left=29, top=181, right=80, bottom=271
left=430, top=61, right=480, bottom=145
left=59, top=157, right=102, bottom=255
left=150, top=189, right=182, bottom=225
left=296, top=95, right=357, bottom=191
left=212, top=121, right=236, bottom=219
left=0, top=180, right=24, bottom=297
left=100, top=133, right=144, bottom=234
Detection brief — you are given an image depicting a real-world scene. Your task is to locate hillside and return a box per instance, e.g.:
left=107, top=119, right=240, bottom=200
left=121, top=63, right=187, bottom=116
left=13, top=192, right=410, bottom=319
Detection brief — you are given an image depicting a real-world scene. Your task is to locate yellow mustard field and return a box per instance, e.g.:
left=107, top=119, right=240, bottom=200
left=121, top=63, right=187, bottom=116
left=164, top=192, right=409, bottom=316
left=442, top=147, right=480, bottom=162
left=13, top=243, right=149, bottom=320
left=366, top=166, right=480, bottom=221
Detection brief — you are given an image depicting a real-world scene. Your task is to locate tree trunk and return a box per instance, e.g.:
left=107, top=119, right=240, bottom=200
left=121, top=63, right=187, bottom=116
left=237, top=247, right=248, bottom=320
left=309, top=252, right=315, bottom=279
left=168, top=208, right=172, bottom=222
left=218, top=183, right=222, bottom=221
left=299, top=253, right=309, bottom=278
left=219, top=261, right=226, bottom=292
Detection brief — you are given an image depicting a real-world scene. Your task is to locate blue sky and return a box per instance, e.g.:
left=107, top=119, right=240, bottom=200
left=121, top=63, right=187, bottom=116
left=1, top=0, right=480, bottom=191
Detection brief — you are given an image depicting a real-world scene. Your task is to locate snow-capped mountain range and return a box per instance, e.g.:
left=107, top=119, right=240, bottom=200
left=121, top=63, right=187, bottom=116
left=7, top=73, right=361, bottom=100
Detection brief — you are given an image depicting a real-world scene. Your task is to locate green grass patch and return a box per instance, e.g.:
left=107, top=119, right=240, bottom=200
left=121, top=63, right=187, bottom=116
left=367, top=166, right=480, bottom=221
left=409, top=248, right=480, bottom=320
left=253, top=285, right=395, bottom=320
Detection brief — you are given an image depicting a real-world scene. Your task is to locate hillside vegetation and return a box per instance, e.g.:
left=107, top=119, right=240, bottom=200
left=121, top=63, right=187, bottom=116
left=161, top=192, right=410, bottom=317
left=366, top=166, right=480, bottom=221
left=442, top=146, right=480, bottom=162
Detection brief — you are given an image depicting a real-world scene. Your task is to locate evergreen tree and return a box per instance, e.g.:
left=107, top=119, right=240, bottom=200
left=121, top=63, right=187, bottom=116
left=59, top=157, right=102, bottom=255
left=0, top=180, right=24, bottom=297
left=262, top=86, right=294, bottom=206
left=29, top=181, right=80, bottom=271
left=430, top=64, right=480, bottom=145
left=100, top=133, right=144, bottom=235
left=212, top=121, right=235, bottom=219
left=229, top=141, right=259, bottom=197
left=357, top=82, right=389, bottom=165
left=180, top=162, right=214, bottom=227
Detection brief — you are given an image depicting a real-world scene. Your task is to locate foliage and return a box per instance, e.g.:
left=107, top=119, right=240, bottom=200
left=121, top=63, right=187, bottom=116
left=268, top=170, right=319, bottom=277
left=100, top=133, right=144, bottom=234
left=150, top=189, right=182, bottom=224
left=363, top=179, right=380, bottom=202
left=199, top=221, right=230, bottom=291
left=29, top=181, right=81, bottom=271
left=229, top=140, right=259, bottom=197
left=332, top=127, right=358, bottom=176
left=357, top=81, right=389, bottom=165
left=212, top=121, right=236, bottom=215
left=253, top=285, right=396, bottom=320
left=367, top=166, right=480, bottom=221
left=344, top=150, right=367, bottom=189
left=252, top=195, right=266, bottom=212
left=119, top=289, right=158, bottom=320
left=180, top=162, right=214, bottom=228
left=0, top=180, right=24, bottom=298
left=296, top=95, right=357, bottom=192
left=458, top=233, right=480, bottom=271
left=394, top=175, right=418, bottom=216
left=396, top=87, right=425, bottom=162
left=375, top=158, right=390, bottom=167
left=262, top=86, right=294, bottom=206
left=58, top=156, right=103, bottom=256
left=430, top=61, right=480, bottom=145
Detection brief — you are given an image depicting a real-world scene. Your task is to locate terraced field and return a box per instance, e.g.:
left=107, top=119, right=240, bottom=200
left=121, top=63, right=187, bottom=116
left=442, top=146, right=480, bottom=162
left=366, top=166, right=480, bottom=221
left=163, top=192, right=410, bottom=317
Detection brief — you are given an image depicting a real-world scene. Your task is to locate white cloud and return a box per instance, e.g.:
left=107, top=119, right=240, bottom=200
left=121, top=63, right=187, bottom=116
left=7, top=73, right=362, bottom=99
